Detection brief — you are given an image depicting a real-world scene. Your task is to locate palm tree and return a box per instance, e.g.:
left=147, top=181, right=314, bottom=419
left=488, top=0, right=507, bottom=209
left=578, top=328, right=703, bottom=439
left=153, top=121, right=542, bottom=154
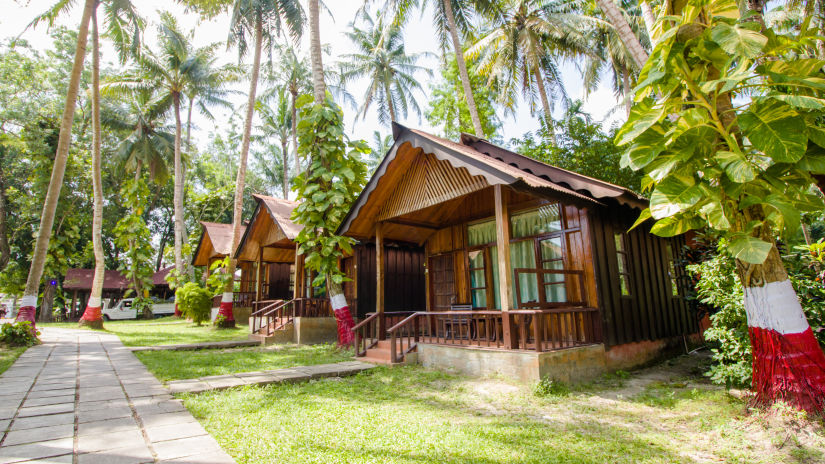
left=371, top=0, right=497, bottom=137
left=367, top=130, right=393, bottom=173
left=16, top=0, right=96, bottom=327
left=262, top=45, right=310, bottom=180
left=467, top=0, right=592, bottom=141
left=340, top=11, right=433, bottom=125
left=80, top=0, right=142, bottom=329
left=219, top=0, right=304, bottom=326
left=108, top=12, right=219, bottom=295
left=183, top=45, right=240, bottom=151
left=255, top=88, right=292, bottom=198
left=592, top=0, right=648, bottom=68
left=580, top=0, right=648, bottom=116
left=309, top=0, right=325, bottom=104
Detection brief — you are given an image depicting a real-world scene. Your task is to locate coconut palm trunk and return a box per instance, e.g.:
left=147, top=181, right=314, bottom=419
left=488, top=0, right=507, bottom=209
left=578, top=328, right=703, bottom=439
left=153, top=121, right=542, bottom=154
left=282, top=138, right=289, bottom=199
left=220, top=12, right=264, bottom=328
left=622, top=66, right=632, bottom=116
left=309, top=0, right=325, bottom=104
left=594, top=0, right=648, bottom=69
left=443, top=0, right=484, bottom=138
left=79, top=5, right=104, bottom=329
left=640, top=0, right=656, bottom=43
left=17, top=0, right=95, bottom=329
left=291, top=89, right=299, bottom=176
left=173, top=93, right=185, bottom=293
left=384, top=81, right=397, bottom=122
left=307, top=0, right=355, bottom=345
left=532, top=66, right=555, bottom=143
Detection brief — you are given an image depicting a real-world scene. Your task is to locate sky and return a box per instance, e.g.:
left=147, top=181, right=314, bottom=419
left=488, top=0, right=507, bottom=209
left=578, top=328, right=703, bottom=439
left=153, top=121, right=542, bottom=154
left=2, top=0, right=625, bottom=151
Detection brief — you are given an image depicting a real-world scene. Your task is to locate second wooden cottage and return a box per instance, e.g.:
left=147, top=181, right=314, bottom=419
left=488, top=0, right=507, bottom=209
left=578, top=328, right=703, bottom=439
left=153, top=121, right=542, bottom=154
left=339, top=123, right=700, bottom=382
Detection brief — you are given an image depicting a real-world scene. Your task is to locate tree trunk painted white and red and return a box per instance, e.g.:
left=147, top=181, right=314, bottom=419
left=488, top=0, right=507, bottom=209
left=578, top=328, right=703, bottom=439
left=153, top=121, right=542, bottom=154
left=17, top=0, right=95, bottom=331
left=80, top=5, right=104, bottom=329
left=736, top=239, right=825, bottom=413
left=220, top=12, right=264, bottom=327
left=327, top=279, right=354, bottom=346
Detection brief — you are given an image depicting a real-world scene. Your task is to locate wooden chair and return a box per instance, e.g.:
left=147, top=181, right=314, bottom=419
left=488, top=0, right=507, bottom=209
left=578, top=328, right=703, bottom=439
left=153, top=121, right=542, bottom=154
left=443, top=304, right=473, bottom=340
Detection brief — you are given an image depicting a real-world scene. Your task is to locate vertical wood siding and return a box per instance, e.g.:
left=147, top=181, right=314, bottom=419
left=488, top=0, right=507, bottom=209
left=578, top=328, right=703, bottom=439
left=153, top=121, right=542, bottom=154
left=588, top=205, right=697, bottom=347
left=353, top=243, right=426, bottom=318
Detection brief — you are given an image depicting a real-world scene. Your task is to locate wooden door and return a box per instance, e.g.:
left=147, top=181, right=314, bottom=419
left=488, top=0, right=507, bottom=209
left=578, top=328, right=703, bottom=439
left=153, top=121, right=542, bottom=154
left=429, top=254, right=456, bottom=312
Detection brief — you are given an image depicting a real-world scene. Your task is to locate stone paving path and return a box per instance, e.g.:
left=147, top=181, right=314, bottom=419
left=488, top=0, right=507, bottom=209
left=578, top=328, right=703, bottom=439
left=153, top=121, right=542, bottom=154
left=129, top=340, right=259, bottom=352
left=0, top=328, right=235, bottom=464
left=165, top=361, right=375, bottom=394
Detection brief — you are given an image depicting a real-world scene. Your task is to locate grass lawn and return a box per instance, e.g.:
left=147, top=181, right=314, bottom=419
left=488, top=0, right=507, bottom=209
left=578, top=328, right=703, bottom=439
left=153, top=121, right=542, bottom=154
left=41, top=318, right=247, bottom=347
left=180, top=355, right=825, bottom=464
left=0, top=345, right=28, bottom=375
left=136, top=344, right=353, bottom=381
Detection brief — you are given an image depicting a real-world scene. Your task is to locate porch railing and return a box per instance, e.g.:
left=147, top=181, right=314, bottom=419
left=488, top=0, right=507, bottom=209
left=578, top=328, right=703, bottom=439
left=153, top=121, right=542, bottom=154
left=385, top=308, right=602, bottom=363
left=234, top=291, right=257, bottom=308
left=352, top=311, right=417, bottom=356
left=250, top=297, right=333, bottom=336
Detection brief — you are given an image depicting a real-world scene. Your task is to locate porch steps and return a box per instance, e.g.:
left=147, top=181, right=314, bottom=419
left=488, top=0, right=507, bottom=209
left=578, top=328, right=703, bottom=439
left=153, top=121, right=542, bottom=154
left=358, top=340, right=411, bottom=366
left=249, top=317, right=293, bottom=344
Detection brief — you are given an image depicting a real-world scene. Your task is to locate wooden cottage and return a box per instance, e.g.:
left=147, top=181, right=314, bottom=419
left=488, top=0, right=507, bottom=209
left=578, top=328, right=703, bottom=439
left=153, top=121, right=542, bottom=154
left=340, top=123, right=699, bottom=381
left=192, top=221, right=248, bottom=308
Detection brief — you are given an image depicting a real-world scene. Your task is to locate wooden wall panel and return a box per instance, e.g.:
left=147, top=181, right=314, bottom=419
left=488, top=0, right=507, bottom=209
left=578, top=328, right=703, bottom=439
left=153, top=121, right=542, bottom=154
left=590, top=204, right=699, bottom=347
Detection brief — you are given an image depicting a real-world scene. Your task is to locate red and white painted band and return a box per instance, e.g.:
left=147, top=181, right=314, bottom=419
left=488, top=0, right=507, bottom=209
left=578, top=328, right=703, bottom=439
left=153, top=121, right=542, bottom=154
left=88, top=296, right=101, bottom=308
left=330, top=294, right=347, bottom=311
left=743, top=279, right=809, bottom=335
left=221, top=292, right=233, bottom=303
left=20, top=295, right=37, bottom=308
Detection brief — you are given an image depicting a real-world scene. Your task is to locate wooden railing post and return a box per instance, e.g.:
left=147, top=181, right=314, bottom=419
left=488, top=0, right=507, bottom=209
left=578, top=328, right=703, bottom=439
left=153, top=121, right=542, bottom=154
left=494, top=185, right=517, bottom=349
left=533, top=312, right=543, bottom=352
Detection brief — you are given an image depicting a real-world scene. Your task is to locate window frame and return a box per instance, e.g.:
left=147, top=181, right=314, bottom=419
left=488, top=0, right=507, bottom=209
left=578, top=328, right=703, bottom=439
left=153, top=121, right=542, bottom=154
left=614, top=232, right=632, bottom=297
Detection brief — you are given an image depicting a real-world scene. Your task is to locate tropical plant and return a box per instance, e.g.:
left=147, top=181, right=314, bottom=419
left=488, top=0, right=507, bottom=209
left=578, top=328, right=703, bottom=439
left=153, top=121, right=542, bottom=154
left=366, top=131, right=393, bottom=174
left=267, top=44, right=311, bottom=177
left=292, top=94, right=368, bottom=345
left=15, top=0, right=96, bottom=328
left=467, top=0, right=592, bottom=140
left=426, top=55, right=504, bottom=141
left=513, top=101, right=642, bottom=190
left=617, top=0, right=825, bottom=412
left=0, top=321, right=40, bottom=346
left=340, top=10, right=433, bottom=125
left=176, top=281, right=213, bottom=325
left=113, top=178, right=155, bottom=320
left=218, top=0, right=304, bottom=327
left=371, top=0, right=498, bottom=137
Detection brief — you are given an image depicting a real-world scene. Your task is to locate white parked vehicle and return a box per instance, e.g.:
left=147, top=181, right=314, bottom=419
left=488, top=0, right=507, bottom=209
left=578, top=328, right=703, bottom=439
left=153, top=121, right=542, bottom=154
left=102, top=298, right=176, bottom=320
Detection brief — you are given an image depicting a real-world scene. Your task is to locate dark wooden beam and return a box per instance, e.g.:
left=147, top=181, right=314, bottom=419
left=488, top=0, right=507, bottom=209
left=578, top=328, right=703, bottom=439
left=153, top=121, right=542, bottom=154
left=385, top=218, right=440, bottom=230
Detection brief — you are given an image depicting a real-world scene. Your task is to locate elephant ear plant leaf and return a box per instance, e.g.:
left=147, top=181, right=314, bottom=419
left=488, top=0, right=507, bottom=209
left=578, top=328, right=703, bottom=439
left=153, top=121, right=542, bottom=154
left=617, top=0, right=825, bottom=413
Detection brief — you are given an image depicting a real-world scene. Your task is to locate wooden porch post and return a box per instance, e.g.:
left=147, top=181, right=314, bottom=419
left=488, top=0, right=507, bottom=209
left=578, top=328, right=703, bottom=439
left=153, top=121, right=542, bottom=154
left=255, top=247, right=263, bottom=302
left=71, top=290, right=77, bottom=318
left=293, top=251, right=304, bottom=299
left=376, top=222, right=385, bottom=338
left=494, top=185, right=517, bottom=349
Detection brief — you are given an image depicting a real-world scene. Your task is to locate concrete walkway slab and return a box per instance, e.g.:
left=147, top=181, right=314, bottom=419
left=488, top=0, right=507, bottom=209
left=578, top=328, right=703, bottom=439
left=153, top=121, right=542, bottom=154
left=0, top=328, right=236, bottom=464
left=165, top=361, right=376, bottom=394
left=128, top=340, right=258, bottom=352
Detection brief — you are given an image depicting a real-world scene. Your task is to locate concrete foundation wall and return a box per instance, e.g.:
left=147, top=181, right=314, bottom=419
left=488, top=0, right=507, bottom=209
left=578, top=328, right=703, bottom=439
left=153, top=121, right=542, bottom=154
left=604, top=336, right=689, bottom=372
left=294, top=317, right=338, bottom=345
left=417, top=344, right=607, bottom=383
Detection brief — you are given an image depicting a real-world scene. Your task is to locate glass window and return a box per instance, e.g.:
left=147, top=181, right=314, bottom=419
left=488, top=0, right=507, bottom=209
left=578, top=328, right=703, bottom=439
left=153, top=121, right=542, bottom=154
left=614, top=233, right=631, bottom=296
left=491, top=240, right=538, bottom=309
left=666, top=243, right=679, bottom=296
left=511, top=204, right=562, bottom=238
left=468, top=220, right=496, bottom=247
left=540, top=237, right=567, bottom=303
left=468, top=250, right=487, bottom=308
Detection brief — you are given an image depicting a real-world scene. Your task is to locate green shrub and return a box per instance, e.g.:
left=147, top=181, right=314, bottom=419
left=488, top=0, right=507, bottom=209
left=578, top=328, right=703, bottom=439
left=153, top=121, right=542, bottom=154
left=0, top=321, right=40, bottom=347
left=534, top=377, right=569, bottom=397
left=176, top=282, right=212, bottom=326
left=688, top=246, right=825, bottom=388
